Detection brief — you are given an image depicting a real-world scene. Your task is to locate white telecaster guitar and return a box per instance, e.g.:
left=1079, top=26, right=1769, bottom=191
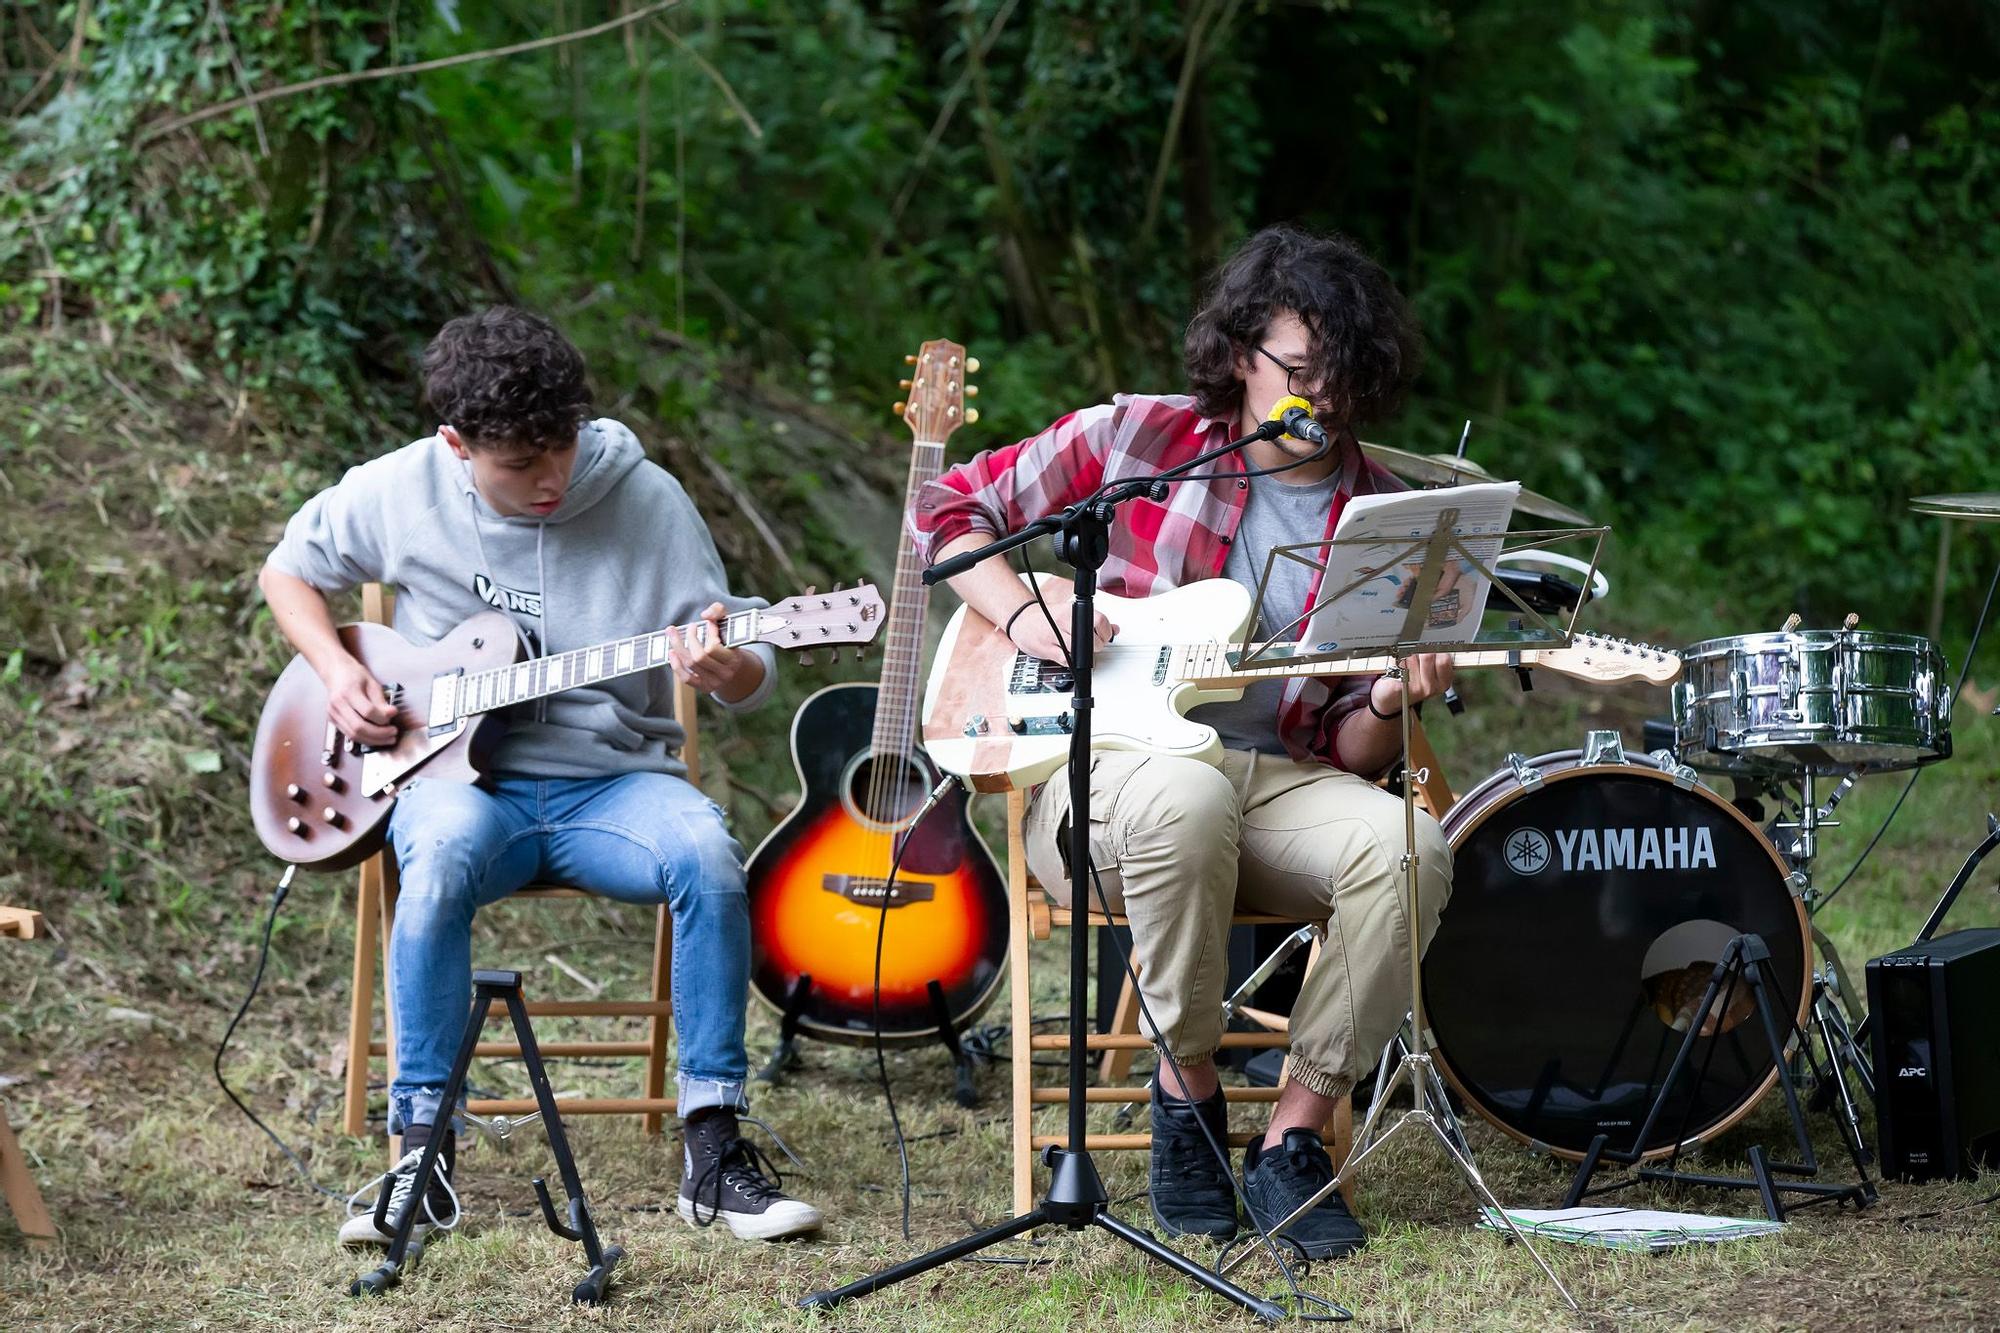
left=921, top=576, right=1681, bottom=792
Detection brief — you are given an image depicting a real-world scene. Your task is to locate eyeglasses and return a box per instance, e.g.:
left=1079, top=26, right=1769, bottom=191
left=1254, top=344, right=1313, bottom=400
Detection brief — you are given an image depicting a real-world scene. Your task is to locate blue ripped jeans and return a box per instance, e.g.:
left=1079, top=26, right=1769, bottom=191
left=384, top=772, right=750, bottom=1134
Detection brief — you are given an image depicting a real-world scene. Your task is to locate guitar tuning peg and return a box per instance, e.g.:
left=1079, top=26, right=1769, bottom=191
left=904, top=354, right=917, bottom=365
left=965, top=384, right=979, bottom=397
left=966, top=408, right=980, bottom=425
left=892, top=401, right=906, bottom=416
left=966, top=356, right=981, bottom=373
left=899, top=379, right=913, bottom=390
left=852, top=646, right=865, bottom=662
left=797, top=651, right=816, bottom=667
left=833, top=580, right=845, bottom=592
left=804, top=585, right=816, bottom=596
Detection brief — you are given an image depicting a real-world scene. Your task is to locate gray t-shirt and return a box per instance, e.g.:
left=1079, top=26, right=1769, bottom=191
left=1186, top=471, right=1342, bottom=754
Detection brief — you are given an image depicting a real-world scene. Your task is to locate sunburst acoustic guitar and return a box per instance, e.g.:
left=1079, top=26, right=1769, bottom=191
left=744, top=340, right=1008, bottom=1072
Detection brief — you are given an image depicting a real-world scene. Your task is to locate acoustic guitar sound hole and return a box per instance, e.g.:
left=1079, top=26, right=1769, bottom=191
left=841, top=750, right=931, bottom=831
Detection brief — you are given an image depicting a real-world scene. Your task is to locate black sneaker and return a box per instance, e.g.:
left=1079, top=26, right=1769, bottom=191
left=677, top=1109, right=822, bottom=1240
left=1242, top=1128, right=1365, bottom=1259
left=1147, top=1080, right=1239, bottom=1241
left=340, top=1124, right=460, bottom=1247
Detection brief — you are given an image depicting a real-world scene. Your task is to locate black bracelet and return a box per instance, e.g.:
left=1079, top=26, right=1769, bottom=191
left=1001, top=598, right=1040, bottom=641
left=1367, top=695, right=1404, bottom=722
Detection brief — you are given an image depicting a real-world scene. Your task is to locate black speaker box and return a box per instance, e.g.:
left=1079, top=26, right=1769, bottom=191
left=1867, top=927, right=2000, bottom=1181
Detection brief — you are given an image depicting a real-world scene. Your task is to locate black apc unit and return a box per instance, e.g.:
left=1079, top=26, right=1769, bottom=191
left=1867, top=927, right=2000, bottom=1182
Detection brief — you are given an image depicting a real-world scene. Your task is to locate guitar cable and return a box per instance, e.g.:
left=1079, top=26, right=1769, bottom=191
left=214, top=863, right=344, bottom=1201
left=870, top=773, right=959, bottom=1243
left=1019, top=550, right=1349, bottom=1322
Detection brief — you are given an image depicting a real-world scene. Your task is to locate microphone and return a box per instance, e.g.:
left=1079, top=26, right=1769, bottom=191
left=1270, top=394, right=1330, bottom=448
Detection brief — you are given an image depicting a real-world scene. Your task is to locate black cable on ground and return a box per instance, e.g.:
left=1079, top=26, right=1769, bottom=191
left=214, top=864, right=342, bottom=1202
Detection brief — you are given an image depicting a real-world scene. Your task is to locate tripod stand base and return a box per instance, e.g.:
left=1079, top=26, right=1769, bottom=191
left=799, top=1149, right=1286, bottom=1323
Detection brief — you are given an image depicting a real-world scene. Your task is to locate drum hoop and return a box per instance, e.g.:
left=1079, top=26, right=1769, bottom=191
left=1432, top=759, right=1810, bottom=1163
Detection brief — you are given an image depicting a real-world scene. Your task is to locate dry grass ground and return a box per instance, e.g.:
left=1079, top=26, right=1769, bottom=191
left=3, top=339, right=1999, bottom=1329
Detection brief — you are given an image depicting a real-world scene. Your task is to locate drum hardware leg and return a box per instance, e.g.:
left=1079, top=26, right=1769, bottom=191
left=1561, top=935, right=1875, bottom=1223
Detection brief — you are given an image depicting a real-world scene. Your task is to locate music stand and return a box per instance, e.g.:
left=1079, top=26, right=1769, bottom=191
left=1214, top=508, right=1606, bottom=1312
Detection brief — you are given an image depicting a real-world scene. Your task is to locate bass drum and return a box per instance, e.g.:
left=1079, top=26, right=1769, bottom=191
left=1424, top=747, right=1808, bottom=1160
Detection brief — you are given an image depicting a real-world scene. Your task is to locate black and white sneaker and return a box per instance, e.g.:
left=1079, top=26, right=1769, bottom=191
left=677, top=1109, right=822, bottom=1240
left=340, top=1126, right=461, bottom=1248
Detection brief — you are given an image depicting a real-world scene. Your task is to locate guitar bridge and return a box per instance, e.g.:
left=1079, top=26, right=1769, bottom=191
left=822, top=874, right=936, bottom=907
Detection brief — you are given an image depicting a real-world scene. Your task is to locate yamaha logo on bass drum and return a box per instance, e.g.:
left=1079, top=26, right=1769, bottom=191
left=1507, top=824, right=1719, bottom=875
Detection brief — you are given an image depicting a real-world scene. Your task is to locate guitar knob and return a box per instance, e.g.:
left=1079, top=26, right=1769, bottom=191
left=322, top=807, right=345, bottom=828
left=322, top=770, right=343, bottom=792
left=286, top=783, right=305, bottom=802
left=286, top=817, right=307, bottom=836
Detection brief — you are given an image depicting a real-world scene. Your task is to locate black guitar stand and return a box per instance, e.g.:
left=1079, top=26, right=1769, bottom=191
left=1562, top=933, right=1877, bottom=1222
left=351, top=969, right=624, bottom=1306
left=757, top=974, right=981, bottom=1108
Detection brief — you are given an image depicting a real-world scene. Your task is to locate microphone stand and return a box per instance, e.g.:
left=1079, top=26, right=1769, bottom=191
left=801, top=419, right=1306, bottom=1323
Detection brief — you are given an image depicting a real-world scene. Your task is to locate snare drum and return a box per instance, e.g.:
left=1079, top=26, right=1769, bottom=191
left=1674, top=629, right=1951, bottom=774
left=1424, top=742, right=1809, bottom=1159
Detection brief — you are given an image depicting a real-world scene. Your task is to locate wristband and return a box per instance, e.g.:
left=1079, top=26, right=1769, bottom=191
left=1367, top=695, right=1405, bottom=722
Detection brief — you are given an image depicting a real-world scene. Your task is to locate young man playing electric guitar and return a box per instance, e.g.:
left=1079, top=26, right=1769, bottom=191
left=910, top=225, right=1454, bottom=1258
left=259, top=307, right=822, bottom=1246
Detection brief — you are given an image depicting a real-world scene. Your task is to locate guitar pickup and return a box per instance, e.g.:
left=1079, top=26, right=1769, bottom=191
left=822, top=874, right=936, bottom=907
left=427, top=668, right=463, bottom=734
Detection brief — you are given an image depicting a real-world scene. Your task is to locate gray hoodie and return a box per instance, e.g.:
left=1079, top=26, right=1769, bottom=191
left=267, top=418, right=776, bottom=779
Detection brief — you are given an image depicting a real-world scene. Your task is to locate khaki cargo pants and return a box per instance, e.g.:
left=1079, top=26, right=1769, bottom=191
left=1022, top=748, right=1452, bottom=1099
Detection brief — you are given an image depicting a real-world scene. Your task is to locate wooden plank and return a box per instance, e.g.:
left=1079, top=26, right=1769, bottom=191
left=0, top=1106, right=54, bottom=1248
left=0, top=907, right=43, bottom=940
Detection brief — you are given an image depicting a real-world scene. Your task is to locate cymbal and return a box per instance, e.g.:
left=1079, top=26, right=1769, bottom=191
left=1358, top=440, right=1594, bottom=527
left=1912, top=493, right=2000, bottom=523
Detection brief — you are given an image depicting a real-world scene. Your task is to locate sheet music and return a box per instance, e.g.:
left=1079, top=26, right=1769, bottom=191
left=1286, top=481, right=1520, bottom=653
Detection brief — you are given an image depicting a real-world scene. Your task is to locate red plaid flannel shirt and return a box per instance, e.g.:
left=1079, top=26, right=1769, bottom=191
left=909, top=393, right=1407, bottom=772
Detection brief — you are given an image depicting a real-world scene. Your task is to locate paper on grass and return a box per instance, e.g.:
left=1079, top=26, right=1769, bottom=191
left=1477, top=1206, right=1785, bottom=1253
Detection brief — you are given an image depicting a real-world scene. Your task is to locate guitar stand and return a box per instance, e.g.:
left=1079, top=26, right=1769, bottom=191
left=758, top=975, right=982, bottom=1108
left=351, top=969, right=625, bottom=1306
left=1561, top=934, right=1876, bottom=1222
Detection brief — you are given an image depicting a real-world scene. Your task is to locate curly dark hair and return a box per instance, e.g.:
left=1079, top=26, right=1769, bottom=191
left=1184, top=224, right=1424, bottom=429
left=421, top=306, right=593, bottom=450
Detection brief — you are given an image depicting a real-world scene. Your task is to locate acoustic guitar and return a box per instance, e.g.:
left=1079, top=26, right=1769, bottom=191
left=251, top=587, right=884, bottom=871
left=744, top=340, right=1009, bottom=1044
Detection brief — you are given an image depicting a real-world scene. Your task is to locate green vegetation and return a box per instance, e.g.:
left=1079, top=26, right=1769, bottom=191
left=2, top=1, right=1997, bottom=1327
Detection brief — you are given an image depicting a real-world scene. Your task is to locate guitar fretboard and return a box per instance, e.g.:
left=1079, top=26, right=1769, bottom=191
left=868, top=439, right=946, bottom=765
left=456, top=610, right=760, bottom=717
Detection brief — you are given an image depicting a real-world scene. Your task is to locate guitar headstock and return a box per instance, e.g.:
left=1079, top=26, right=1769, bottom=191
left=893, top=338, right=979, bottom=446
left=1538, top=633, right=1682, bottom=686
left=754, top=583, right=887, bottom=658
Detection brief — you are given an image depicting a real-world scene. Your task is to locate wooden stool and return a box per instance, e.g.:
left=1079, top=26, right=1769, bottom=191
left=1, top=906, right=55, bottom=1248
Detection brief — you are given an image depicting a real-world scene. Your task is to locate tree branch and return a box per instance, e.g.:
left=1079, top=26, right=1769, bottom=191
left=136, top=0, right=684, bottom=144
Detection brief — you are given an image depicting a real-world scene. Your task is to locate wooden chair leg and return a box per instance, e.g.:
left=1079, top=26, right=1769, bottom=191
left=344, top=856, right=382, bottom=1136
left=0, top=1104, right=55, bottom=1247
left=1100, top=965, right=1144, bottom=1085
left=381, top=865, right=401, bottom=1166
left=643, top=901, right=673, bottom=1135
left=1007, top=790, right=1035, bottom=1216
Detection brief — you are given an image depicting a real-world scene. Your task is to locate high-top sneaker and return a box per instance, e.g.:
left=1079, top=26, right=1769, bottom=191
left=1242, top=1128, right=1365, bottom=1259
left=339, top=1123, right=461, bottom=1247
left=1147, top=1079, right=1239, bottom=1240
left=677, top=1109, right=822, bottom=1240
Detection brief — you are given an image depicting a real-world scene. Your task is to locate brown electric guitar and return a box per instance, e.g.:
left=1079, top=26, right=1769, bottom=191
left=250, top=587, right=885, bottom=871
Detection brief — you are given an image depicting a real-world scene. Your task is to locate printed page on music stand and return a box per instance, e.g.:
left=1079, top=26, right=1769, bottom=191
left=1293, top=480, right=1520, bottom=653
